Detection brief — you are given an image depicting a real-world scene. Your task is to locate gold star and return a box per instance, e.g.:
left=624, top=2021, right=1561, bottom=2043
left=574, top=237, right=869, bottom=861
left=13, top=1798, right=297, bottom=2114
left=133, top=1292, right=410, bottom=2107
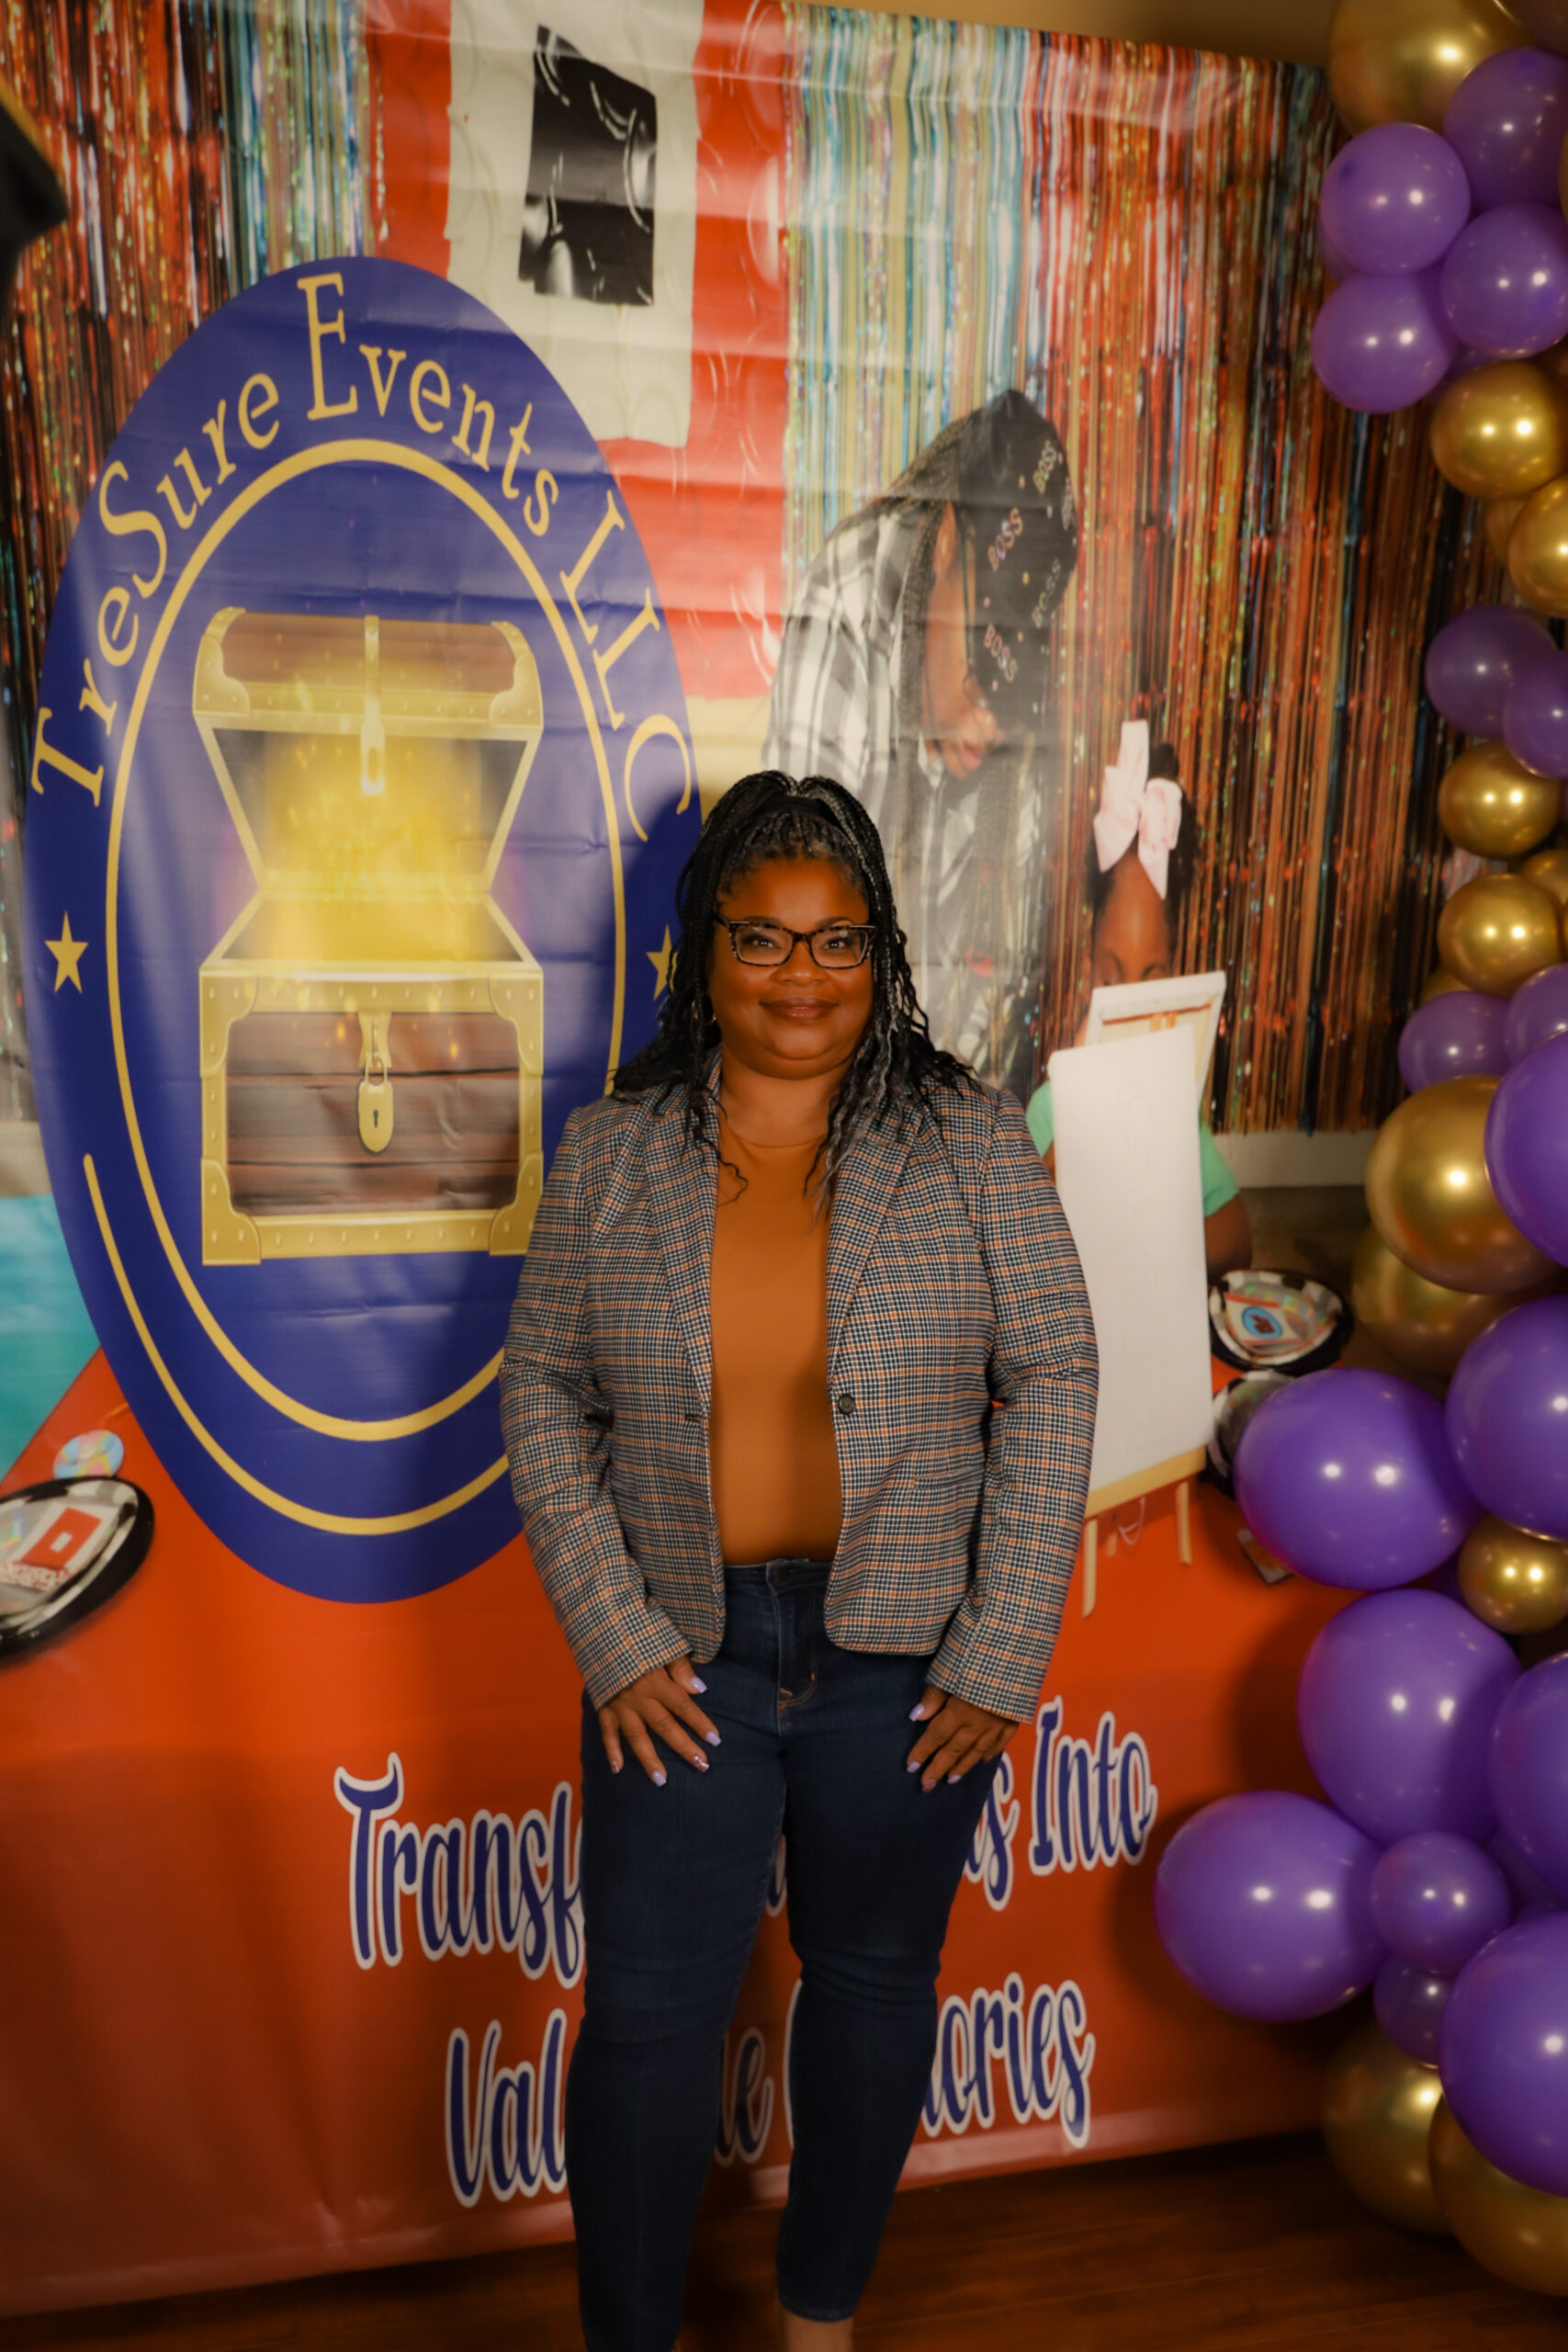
left=45, top=913, right=87, bottom=993
left=648, top=925, right=672, bottom=998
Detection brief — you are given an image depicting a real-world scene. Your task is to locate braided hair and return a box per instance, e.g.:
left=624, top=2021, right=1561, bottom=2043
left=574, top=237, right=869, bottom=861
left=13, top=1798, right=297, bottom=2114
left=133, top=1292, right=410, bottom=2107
left=613, top=770, right=973, bottom=1184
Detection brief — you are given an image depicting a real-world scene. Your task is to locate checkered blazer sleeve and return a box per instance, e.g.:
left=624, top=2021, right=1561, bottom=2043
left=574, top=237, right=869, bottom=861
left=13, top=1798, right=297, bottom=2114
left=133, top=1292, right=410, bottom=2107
left=762, top=531, right=872, bottom=787
left=500, top=1108, right=693, bottom=1708
left=929, top=1091, right=1098, bottom=1720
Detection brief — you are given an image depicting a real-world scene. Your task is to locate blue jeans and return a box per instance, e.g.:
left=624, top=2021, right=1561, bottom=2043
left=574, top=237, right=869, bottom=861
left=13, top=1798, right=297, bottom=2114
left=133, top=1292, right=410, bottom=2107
left=567, top=1558, right=997, bottom=2351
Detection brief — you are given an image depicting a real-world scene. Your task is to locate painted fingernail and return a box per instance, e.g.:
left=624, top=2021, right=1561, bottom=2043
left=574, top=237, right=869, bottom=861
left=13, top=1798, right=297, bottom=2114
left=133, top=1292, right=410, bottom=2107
left=689, top=1676, right=708, bottom=1692
left=692, top=1755, right=709, bottom=1771
left=706, top=1731, right=722, bottom=1747
left=908, top=1704, right=927, bottom=1722
left=610, top=1759, right=622, bottom=1775
left=653, top=1770, right=667, bottom=1788
left=947, top=1771, right=962, bottom=1783
left=906, top=1758, right=920, bottom=1772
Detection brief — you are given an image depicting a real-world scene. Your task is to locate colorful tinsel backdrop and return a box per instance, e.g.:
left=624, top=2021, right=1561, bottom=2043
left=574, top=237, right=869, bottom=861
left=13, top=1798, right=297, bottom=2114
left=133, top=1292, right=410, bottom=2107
left=0, top=0, right=1495, bottom=1130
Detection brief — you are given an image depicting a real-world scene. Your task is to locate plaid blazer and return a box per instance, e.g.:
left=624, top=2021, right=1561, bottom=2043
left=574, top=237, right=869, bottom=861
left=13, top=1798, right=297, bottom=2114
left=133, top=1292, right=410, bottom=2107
left=501, top=1079, right=1097, bottom=1721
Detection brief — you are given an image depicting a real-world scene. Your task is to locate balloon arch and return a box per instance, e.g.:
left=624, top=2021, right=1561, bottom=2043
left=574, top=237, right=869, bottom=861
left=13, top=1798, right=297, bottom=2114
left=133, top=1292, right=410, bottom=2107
left=1153, top=0, right=1568, bottom=2298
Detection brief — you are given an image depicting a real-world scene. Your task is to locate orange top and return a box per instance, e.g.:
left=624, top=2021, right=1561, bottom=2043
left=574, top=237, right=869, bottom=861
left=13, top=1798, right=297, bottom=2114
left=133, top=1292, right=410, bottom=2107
left=708, top=1118, right=841, bottom=1566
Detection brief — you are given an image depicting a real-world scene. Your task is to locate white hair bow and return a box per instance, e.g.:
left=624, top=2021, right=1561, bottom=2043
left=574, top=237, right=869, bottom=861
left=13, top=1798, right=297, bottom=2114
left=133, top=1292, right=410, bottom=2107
left=1091, top=720, right=1184, bottom=900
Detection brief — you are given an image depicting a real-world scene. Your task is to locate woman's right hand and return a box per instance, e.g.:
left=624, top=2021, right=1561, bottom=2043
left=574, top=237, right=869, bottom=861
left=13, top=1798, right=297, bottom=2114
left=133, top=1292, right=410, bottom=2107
left=597, top=1659, right=721, bottom=1785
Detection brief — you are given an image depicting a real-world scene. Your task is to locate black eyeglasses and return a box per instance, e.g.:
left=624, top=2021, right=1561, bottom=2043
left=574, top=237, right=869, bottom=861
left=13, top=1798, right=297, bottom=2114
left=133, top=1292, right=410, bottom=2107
left=715, top=917, right=875, bottom=970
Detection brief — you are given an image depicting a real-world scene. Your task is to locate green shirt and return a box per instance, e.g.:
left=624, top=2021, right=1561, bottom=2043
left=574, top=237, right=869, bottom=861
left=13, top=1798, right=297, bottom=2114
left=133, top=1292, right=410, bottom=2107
left=1024, top=1080, right=1240, bottom=1220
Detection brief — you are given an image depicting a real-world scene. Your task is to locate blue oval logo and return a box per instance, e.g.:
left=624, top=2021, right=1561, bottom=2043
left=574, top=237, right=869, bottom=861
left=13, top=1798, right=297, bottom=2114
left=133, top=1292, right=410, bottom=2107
left=25, top=260, right=698, bottom=1600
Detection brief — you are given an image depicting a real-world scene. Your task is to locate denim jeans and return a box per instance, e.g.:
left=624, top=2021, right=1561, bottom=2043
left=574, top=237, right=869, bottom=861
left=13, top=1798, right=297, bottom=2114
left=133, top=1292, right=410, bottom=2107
left=567, top=1557, right=997, bottom=2352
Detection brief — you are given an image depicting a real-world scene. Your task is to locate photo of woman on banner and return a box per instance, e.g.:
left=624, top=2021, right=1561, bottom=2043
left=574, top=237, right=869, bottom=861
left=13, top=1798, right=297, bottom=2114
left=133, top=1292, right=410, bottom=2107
left=1027, top=722, right=1252, bottom=1281
left=764, top=390, right=1077, bottom=1100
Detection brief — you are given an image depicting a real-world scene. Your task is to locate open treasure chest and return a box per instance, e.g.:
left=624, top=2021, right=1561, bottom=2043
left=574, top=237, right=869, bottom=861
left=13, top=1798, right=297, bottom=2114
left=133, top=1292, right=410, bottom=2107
left=195, top=609, right=544, bottom=1266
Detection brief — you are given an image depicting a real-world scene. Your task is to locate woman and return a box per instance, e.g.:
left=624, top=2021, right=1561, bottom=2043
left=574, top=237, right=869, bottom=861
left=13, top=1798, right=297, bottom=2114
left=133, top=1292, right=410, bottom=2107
left=502, top=771, right=1096, bottom=2351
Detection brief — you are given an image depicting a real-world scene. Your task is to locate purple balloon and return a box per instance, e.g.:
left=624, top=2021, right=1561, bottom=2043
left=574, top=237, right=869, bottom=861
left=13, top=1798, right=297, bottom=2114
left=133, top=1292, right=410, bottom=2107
left=1443, top=48, right=1568, bottom=210
left=1319, top=216, right=1359, bottom=285
left=1440, top=203, right=1568, bottom=356
left=1506, top=960, right=1568, bottom=1059
left=1375, top=1951, right=1455, bottom=2062
left=1154, top=1792, right=1383, bottom=2022
left=1234, top=1369, right=1482, bottom=1590
left=1313, top=270, right=1457, bottom=411
left=1398, top=990, right=1511, bottom=1090
left=1450, top=1296, right=1568, bottom=1537
left=1485, top=1031, right=1568, bottom=1263
left=1503, top=644, right=1568, bottom=774
left=1490, top=1824, right=1562, bottom=1910
left=1321, top=124, right=1472, bottom=275
left=1297, top=1589, right=1521, bottom=1844
left=1439, top=1913, right=1568, bottom=2192
left=1427, top=604, right=1554, bottom=737
left=1370, top=1829, right=1513, bottom=1971
left=1491, top=1654, right=1568, bottom=1900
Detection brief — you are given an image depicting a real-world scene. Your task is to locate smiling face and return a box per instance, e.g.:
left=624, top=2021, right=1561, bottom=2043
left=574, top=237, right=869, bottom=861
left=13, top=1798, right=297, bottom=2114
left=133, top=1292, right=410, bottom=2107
left=706, top=854, right=876, bottom=1085
left=1090, top=849, right=1174, bottom=989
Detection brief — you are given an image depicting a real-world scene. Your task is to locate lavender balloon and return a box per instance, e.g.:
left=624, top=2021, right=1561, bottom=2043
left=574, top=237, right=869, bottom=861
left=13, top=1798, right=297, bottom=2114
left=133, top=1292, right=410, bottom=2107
left=1503, top=643, right=1568, bottom=774
left=1485, top=1032, right=1568, bottom=1265
left=1449, top=1296, right=1568, bottom=1538
left=1427, top=604, right=1554, bottom=738
left=1440, top=204, right=1568, bottom=356
left=1297, top=1589, right=1520, bottom=1845
left=1439, top=1914, right=1568, bottom=2193
left=1369, top=1830, right=1512, bottom=1972
left=1319, top=217, right=1359, bottom=285
left=1443, top=48, right=1568, bottom=210
left=1504, top=962, right=1568, bottom=1060
left=1398, top=991, right=1510, bottom=1090
left=1491, top=1654, right=1568, bottom=1900
left=1490, top=1824, right=1562, bottom=1911
left=1312, top=270, right=1456, bottom=412
left=1154, top=1792, right=1383, bottom=2023
left=1320, top=124, right=1471, bottom=276
left=1374, top=1952, right=1454, bottom=2063
left=1234, top=1369, right=1481, bottom=1590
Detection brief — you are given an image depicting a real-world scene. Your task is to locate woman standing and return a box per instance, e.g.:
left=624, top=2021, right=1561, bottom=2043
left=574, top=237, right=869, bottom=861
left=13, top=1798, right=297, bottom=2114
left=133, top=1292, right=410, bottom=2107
left=502, top=771, right=1096, bottom=2352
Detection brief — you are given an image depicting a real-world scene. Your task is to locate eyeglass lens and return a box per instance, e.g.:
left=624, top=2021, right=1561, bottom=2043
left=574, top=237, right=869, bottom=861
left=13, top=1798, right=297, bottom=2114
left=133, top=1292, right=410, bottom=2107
left=727, top=922, right=871, bottom=968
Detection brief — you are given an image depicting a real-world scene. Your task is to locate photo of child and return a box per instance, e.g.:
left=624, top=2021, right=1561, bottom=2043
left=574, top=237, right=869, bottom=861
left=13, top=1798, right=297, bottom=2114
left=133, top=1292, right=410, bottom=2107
left=1028, top=724, right=1253, bottom=1281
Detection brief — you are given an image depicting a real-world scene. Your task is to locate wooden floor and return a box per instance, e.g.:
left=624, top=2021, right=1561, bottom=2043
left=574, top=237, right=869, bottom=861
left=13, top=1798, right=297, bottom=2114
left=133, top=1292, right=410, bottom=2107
left=1, top=2132, right=1562, bottom=2351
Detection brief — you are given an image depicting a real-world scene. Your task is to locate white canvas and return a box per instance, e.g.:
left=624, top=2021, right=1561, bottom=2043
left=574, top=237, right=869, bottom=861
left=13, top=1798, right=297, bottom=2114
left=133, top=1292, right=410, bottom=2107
left=1083, top=969, right=1227, bottom=1102
left=1048, top=1026, right=1214, bottom=1505
left=447, top=0, right=701, bottom=447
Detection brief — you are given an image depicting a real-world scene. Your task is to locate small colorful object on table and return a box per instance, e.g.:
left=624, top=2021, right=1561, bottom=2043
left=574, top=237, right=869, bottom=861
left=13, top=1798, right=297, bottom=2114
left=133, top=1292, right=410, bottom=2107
left=1206, top=1270, right=1350, bottom=1375
left=51, top=1429, right=124, bottom=1482
left=0, top=1478, right=152, bottom=1659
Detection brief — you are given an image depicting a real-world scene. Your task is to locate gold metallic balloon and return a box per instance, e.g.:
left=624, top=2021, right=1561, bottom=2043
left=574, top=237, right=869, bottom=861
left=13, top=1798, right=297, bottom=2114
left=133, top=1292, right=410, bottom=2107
left=1321, top=2021, right=1449, bottom=2235
left=1350, top=1225, right=1557, bottom=1378
left=1366, top=1077, right=1558, bottom=1294
left=1438, top=744, right=1562, bottom=859
left=1420, top=965, right=1468, bottom=1002
left=1459, top=1514, right=1568, bottom=1632
left=1508, top=472, right=1568, bottom=614
left=1521, top=843, right=1568, bottom=910
left=1430, top=2100, right=1568, bottom=2294
left=1438, top=873, right=1562, bottom=995
left=1431, top=365, right=1568, bottom=502
left=1328, top=0, right=1526, bottom=132
left=1486, top=493, right=1528, bottom=565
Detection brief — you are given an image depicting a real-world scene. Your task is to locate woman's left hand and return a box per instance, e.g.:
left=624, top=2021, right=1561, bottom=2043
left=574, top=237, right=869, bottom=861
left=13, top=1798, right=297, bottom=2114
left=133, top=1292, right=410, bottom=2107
left=906, top=1687, right=1019, bottom=1792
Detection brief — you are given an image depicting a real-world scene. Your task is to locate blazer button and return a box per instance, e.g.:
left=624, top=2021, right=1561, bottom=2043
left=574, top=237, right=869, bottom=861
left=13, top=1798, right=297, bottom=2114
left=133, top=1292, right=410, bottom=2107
left=683, top=1409, right=703, bottom=1423
left=836, top=1390, right=856, bottom=1416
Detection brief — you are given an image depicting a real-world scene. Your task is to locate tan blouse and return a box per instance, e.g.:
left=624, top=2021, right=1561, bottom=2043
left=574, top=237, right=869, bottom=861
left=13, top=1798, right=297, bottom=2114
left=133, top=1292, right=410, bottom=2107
left=708, top=1117, right=841, bottom=1565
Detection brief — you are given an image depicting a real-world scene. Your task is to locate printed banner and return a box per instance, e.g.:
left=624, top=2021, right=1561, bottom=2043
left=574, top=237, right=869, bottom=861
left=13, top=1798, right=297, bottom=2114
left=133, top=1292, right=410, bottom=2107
left=0, top=0, right=1435, bottom=2316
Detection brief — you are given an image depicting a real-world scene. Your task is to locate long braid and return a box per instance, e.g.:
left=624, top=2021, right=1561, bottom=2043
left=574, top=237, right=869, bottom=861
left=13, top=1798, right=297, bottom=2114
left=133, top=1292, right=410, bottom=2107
left=614, top=771, right=974, bottom=1186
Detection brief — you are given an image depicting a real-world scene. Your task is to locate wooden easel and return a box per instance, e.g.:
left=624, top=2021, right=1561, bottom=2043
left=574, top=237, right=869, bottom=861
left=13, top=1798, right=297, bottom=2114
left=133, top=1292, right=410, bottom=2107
left=1080, top=1443, right=1206, bottom=1614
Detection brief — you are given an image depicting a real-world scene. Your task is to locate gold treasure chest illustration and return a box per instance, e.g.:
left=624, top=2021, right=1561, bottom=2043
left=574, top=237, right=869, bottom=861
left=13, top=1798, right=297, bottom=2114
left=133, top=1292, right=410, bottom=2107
left=195, top=608, right=544, bottom=1266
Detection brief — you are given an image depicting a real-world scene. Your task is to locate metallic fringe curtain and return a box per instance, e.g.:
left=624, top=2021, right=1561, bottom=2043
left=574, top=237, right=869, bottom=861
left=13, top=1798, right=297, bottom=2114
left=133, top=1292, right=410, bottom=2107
left=782, top=11, right=1491, bottom=1132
